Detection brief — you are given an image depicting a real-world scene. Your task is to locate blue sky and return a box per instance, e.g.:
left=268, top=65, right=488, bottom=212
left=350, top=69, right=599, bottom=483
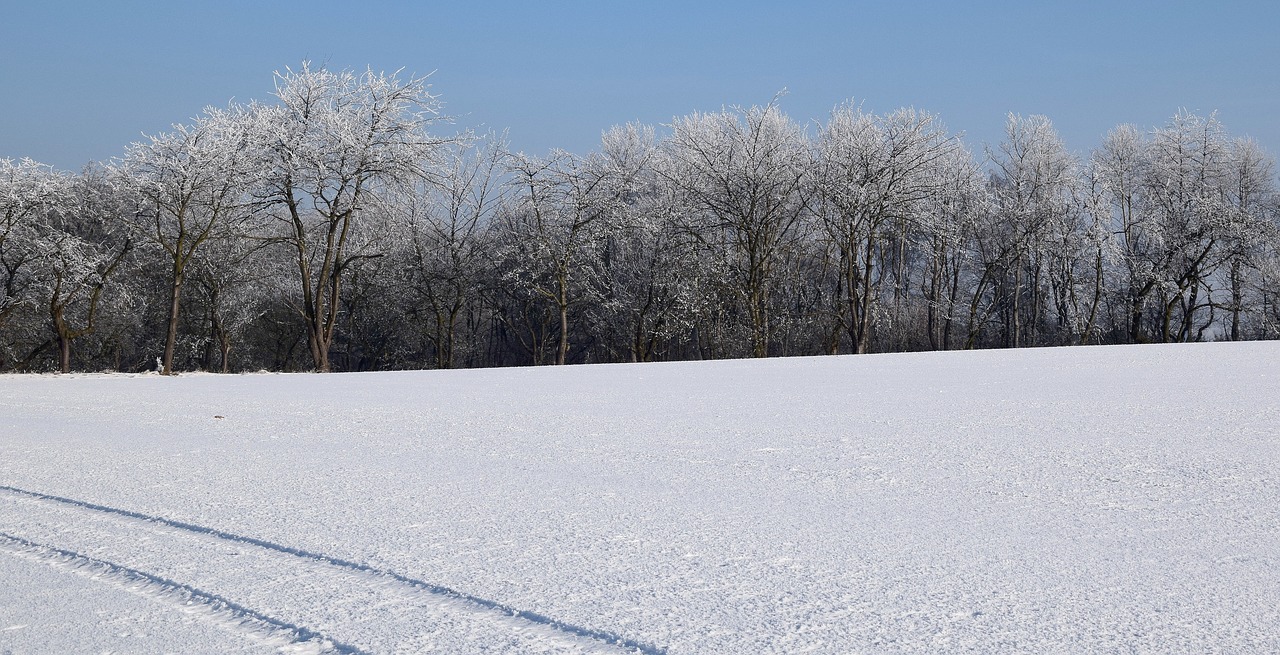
left=2, top=1, right=1277, bottom=170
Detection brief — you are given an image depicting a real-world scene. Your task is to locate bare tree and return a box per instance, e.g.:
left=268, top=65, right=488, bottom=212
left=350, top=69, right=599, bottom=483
left=0, top=159, right=67, bottom=365
left=500, top=148, right=622, bottom=365
left=1092, top=123, right=1154, bottom=342
left=664, top=102, right=810, bottom=357
left=119, top=106, right=256, bottom=374
left=399, top=134, right=506, bottom=368
left=986, top=114, right=1082, bottom=347
left=253, top=63, right=448, bottom=371
left=1144, top=111, right=1233, bottom=341
left=29, top=168, right=133, bottom=373
left=1221, top=138, right=1275, bottom=340
left=916, top=146, right=984, bottom=350
left=589, top=124, right=710, bottom=361
left=815, top=105, right=964, bottom=353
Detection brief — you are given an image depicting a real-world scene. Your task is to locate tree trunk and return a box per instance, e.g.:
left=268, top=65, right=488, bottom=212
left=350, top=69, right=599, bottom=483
left=58, top=333, right=71, bottom=374
left=161, top=269, right=184, bottom=375
left=556, top=301, right=569, bottom=366
left=307, top=320, right=331, bottom=372
left=1230, top=258, right=1243, bottom=341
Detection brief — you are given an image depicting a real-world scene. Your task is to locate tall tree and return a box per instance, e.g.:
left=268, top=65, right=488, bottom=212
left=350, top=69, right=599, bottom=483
left=119, top=106, right=256, bottom=374
left=0, top=159, right=66, bottom=363
left=815, top=106, right=964, bottom=353
left=31, top=167, right=133, bottom=373
left=500, top=148, right=623, bottom=365
left=253, top=63, right=447, bottom=371
left=664, top=102, right=810, bottom=357
left=589, top=124, right=710, bottom=362
left=399, top=134, right=506, bottom=368
left=1092, top=123, right=1154, bottom=342
left=1145, top=111, right=1233, bottom=341
left=986, top=114, right=1082, bottom=347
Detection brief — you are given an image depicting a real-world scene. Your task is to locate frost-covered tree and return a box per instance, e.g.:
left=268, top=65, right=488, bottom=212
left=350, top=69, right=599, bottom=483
left=252, top=63, right=448, bottom=371
left=984, top=114, right=1083, bottom=347
left=119, top=106, right=257, bottom=374
left=26, top=167, right=133, bottom=373
left=1142, top=111, right=1237, bottom=341
left=183, top=230, right=281, bottom=373
left=0, top=159, right=66, bottom=366
left=664, top=102, right=810, bottom=357
left=814, top=105, right=965, bottom=353
left=499, top=147, right=624, bottom=365
left=915, top=146, right=985, bottom=350
left=1092, top=123, right=1154, bottom=342
left=398, top=134, right=506, bottom=368
left=587, top=124, right=711, bottom=361
left=1220, top=137, right=1275, bottom=340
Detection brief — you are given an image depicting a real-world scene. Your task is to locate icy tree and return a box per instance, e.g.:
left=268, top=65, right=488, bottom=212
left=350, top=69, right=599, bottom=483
left=398, top=134, right=506, bottom=368
left=1091, top=123, right=1153, bottom=342
left=664, top=102, right=811, bottom=357
left=499, top=147, right=625, bottom=365
left=0, top=159, right=67, bottom=366
left=915, top=145, right=985, bottom=350
left=587, top=124, right=711, bottom=361
left=252, top=63, right=448, bottom=371
left=814, top=105, right=965, bottom=353
left=1143, top=111, right=1237, bottom=341
left=29, top=168, right=133, bottom=373
left=1221, top=137, right=1275, bottom=340
left=118, top=106, right=257, bottom=374
left=983, top=114, right=1083, bottom=347
left=183, top=230, right=281, bottom=373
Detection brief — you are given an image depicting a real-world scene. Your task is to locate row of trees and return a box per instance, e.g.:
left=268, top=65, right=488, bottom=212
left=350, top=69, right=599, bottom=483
left=2, top=65, right=1278, bottom=373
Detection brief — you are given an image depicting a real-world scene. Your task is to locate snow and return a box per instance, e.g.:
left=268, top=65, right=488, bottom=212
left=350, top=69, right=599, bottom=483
left=1, top=342, right=1278, bottom=653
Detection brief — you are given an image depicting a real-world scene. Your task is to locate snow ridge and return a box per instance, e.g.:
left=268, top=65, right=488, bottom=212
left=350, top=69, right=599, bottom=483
left=0, top=531, right=359, bottom=654
left=0, top=484, right=661, bottom=655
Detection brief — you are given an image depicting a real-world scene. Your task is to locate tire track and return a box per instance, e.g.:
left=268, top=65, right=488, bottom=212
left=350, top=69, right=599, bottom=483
left=0, top=531, right=362, bottom=654
left=0, top=484, right=660, bottom=654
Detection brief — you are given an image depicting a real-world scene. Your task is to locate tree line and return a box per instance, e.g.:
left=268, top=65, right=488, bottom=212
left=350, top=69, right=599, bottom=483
left=2, top=64, right=1277, bottom=374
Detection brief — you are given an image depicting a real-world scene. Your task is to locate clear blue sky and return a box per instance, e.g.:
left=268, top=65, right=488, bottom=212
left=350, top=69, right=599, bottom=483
left=2, top=1, right=1277, bottom=171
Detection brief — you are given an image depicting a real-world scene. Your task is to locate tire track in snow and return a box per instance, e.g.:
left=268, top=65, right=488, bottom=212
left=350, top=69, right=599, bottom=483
left=0, top=484, right=661, bottom=654
left=0, top=531, right=363, bottom=655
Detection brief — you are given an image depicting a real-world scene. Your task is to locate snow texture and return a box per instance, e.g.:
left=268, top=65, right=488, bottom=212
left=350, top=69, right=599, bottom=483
left=1, top=342, right=1278, bottom=653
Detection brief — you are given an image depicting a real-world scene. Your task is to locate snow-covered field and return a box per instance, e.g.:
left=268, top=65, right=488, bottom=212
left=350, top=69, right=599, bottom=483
left=1, top=342, right=1277, bottom=654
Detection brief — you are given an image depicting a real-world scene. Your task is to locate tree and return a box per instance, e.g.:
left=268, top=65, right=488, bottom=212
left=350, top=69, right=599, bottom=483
left=253, top=63, right=447, bottom=371
left=664, top=102, right=810, bottom=357
left=1144, top=111, right=1233, bottom=342
left=1221, top=137, right=1275, bottom=340
left=0, top=159, right=66, bottom=367
left=589, top=124, right=710, bottom=362
left=119, top=106, right=256, bottom=374
left=916, top=146, right=984, bottom=350
left=30, top=167, right=133, bottom=373
left=814, top=105, right=964, bottom=353
left=1092, top=123, right=1154, bottom=342
left=985, top=114, right=1082, bottom=347
left=399, top=134, right=506, bottom=368
left=500, top=148, right=622, bottom=365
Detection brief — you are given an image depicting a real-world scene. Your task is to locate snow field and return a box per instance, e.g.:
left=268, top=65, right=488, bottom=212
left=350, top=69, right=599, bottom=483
left=1, top=342, right=1278, bottom=653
